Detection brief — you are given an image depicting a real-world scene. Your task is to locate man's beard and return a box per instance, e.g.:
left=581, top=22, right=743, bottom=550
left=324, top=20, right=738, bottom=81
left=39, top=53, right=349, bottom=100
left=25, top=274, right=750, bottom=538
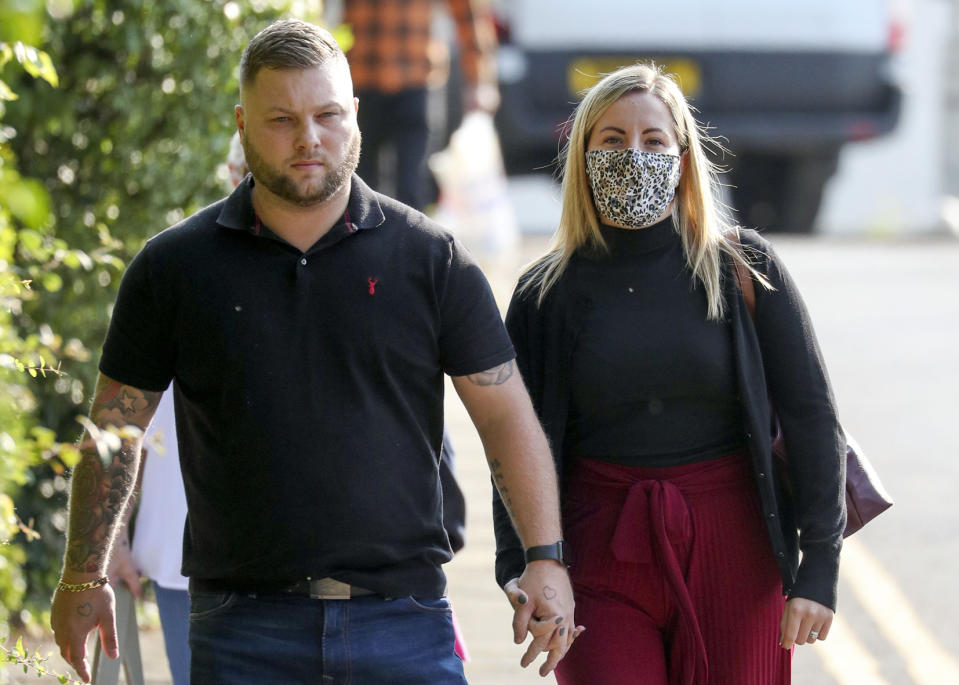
left=242, top=130, right=361, bottom=207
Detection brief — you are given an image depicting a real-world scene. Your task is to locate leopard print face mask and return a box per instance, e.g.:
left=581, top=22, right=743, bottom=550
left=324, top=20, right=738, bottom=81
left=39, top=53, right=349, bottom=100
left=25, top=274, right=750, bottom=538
left=586, top=149, right=682, bottom=227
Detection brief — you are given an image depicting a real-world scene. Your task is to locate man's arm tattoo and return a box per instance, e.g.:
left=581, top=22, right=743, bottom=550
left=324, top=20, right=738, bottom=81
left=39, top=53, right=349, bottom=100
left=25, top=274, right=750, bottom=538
left=489, top=457, right=515, bottom=515
left=465, top=360, right=514, bottom=387
left=64, top=378, right=160, bottom=575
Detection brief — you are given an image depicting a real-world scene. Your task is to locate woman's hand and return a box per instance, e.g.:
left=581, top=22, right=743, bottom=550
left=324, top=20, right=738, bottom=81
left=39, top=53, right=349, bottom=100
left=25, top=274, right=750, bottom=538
left=779, top=597, right=834, bottom=649
left=107, top=530, right=142, bottom=599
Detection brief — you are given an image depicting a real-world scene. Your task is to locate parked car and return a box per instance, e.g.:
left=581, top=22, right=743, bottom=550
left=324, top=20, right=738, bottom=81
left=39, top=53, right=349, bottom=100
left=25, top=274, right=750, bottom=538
left=490, top=0, right=904, bottom=233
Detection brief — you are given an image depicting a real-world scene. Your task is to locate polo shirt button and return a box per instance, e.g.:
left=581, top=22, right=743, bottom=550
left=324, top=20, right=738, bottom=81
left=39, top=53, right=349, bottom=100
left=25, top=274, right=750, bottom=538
left=768, top=512, right=776, bottom=519
left=758, top=472, right=767, bottom=479
left=300, top=258, right=307, bottom=266
left=777, top=552, right=785, bottom=558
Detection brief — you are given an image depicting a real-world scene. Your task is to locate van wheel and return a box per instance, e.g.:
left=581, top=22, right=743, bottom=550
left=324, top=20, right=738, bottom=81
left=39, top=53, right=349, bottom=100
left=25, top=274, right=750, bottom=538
left=728, top=150, right=840, bottom=234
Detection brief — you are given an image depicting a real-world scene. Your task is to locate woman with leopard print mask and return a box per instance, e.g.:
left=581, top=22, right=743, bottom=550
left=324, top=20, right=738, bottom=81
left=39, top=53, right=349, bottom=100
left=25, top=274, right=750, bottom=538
left=493, top=63, right=845, bottom=684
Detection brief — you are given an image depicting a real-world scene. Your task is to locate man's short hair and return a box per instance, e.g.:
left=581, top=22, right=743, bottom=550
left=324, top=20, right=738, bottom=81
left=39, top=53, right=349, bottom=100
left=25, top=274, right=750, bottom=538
left=240, top=19, right=345, bottom=91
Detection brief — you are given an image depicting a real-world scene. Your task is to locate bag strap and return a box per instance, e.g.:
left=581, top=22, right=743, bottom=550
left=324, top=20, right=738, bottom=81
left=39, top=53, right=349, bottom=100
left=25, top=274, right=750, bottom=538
left=728, top=228, right=756, bottom=319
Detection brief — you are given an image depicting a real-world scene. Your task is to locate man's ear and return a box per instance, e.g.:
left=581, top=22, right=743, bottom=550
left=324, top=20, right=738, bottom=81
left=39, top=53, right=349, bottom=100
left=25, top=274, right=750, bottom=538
left=235, top=104, right=245, bottom=138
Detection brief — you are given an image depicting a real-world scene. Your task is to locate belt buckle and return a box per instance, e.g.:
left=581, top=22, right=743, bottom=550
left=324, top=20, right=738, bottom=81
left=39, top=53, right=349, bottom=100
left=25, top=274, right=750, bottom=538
left=307, top=577, right=351, bottom=600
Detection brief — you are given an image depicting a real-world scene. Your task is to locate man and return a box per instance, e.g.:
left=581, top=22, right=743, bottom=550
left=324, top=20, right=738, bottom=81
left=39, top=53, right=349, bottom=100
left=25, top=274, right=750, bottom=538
left=50, top=19, right=575, bottom=684
left=343, top=0, right=500, bottom=210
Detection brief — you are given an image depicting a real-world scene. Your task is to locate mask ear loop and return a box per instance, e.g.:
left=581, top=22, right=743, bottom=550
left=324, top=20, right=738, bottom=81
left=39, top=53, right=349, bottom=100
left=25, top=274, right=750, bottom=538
left=670, top=151, right=685, bottom=190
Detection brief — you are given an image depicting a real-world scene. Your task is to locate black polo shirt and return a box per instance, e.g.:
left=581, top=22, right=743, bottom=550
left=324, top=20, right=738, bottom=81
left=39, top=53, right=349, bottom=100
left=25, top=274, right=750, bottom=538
left=100, top=175, right=514, bottom=597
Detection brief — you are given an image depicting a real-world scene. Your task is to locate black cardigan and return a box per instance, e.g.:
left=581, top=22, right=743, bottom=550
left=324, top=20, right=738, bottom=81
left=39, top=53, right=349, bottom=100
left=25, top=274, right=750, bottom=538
left=495, top=228, right=846, bottom=610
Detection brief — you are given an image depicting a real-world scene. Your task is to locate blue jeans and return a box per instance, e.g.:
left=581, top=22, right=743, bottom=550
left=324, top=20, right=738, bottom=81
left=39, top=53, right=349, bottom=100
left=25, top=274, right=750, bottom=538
left=189, top=591, right=467, bottom=684
left=154, top=582, right=191, bottom=685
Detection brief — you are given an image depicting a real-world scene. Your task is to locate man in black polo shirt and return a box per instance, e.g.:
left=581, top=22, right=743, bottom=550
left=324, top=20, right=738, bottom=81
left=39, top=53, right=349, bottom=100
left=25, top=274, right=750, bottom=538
left=50, top=19, right=576, bottom=684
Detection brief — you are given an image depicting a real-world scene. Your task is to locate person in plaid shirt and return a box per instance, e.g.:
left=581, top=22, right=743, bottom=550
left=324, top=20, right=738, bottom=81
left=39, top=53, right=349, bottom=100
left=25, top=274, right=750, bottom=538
left=344, top=0, right=499, bottom=211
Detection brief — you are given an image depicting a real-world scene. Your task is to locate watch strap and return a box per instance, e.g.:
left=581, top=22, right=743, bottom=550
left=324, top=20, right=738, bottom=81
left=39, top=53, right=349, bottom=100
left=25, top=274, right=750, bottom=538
left=524, top=540, right=569, bottom=566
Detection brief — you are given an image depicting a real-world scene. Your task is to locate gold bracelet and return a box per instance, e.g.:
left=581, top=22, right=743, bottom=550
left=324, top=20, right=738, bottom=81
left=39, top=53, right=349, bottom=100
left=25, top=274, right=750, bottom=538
left=57, top=576, right=109, bottom=593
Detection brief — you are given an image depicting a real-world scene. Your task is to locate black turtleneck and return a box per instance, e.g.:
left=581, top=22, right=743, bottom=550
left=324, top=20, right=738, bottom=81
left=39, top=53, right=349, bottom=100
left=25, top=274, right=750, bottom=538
left=565, top=217, right=744, bottom=467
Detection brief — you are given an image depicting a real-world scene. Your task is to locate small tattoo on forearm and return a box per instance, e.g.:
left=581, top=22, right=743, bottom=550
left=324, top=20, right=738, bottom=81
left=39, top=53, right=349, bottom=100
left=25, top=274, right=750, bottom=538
left=488, top=457, right=514, bottom=511
left=77, top=603, right=93, bottom=617
left=466, top=360, right=514, bottom=386
left=544, top=586, right=557, bottom=600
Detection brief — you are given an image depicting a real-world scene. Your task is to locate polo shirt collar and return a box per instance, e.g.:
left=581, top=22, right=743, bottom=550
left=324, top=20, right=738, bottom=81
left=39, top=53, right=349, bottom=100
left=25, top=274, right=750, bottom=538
left=216, top=173, right=386, bottom=235
left=343, top=174, right=386, bottom=232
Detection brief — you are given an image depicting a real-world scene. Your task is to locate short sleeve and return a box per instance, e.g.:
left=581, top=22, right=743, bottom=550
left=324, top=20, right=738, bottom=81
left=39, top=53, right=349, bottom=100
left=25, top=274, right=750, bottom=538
left=437, top=238, right=514, bottom=376
left=99, top=244, right=176, bottom=391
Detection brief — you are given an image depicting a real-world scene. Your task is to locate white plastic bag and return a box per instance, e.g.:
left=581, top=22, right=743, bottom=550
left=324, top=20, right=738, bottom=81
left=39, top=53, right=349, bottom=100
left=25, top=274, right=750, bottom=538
left=429, top=111, right=519, bottom=258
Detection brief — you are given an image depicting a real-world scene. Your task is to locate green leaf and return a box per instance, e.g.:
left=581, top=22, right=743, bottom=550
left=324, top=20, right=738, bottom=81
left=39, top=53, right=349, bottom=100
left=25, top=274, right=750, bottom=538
left=0, top=178, right=52, bottom=230
left=12, top=42, right=59, bottom=88
left=0, top=78, right=17, bottom=101
left=41, top=271, right=63, bottom=292
left=15, top=635, right=24, bottom=657
left=30, top=426, right=56, bottom=449
left=16, top=229, right=43, bottom=252
left=57, top=444, right=81, bottom=468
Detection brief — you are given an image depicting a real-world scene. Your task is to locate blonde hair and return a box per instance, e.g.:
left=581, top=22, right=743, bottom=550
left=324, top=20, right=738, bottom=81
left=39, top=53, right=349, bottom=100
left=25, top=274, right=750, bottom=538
left=521, top=62, right=763, bottom=319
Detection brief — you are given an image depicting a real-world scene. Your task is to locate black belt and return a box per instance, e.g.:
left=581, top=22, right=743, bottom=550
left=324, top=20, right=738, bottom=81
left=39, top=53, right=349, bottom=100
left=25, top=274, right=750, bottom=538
left=283, top=577, right=376, bottom=599
left=190, top=577, right=376, bottom=599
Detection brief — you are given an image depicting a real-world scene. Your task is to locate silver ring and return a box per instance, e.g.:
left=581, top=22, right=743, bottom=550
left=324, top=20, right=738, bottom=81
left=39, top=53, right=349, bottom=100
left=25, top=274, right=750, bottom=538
left=808, top=631, right=819, bottom=640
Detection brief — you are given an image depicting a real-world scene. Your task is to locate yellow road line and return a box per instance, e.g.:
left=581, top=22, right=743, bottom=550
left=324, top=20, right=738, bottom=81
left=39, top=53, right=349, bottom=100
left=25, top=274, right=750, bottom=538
left=814, top=612, right=891, bottom=685
left=840, top=537, right=959, bottom=685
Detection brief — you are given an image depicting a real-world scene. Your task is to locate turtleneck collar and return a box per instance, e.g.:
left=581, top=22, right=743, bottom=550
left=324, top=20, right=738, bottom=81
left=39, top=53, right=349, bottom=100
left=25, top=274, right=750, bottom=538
left=596, top=214, right=678, bottom=257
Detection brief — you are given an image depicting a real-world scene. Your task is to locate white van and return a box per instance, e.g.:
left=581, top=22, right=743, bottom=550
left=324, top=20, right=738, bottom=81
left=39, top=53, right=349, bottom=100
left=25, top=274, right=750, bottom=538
left=491, top=0, right=904, bottom=233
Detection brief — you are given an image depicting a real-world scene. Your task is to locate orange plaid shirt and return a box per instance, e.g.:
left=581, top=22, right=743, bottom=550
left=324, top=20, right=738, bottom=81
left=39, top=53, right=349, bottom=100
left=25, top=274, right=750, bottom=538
left=344, top=0, right=496, bottom=94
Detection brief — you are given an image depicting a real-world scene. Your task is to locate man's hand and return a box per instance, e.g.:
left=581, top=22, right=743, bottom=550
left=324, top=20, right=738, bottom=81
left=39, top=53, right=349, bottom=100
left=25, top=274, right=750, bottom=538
left=51, top=583, right=118, bottom=683
left=503, top=562, right=583, bottom=677
left=779, top=597, right=834, bottom=649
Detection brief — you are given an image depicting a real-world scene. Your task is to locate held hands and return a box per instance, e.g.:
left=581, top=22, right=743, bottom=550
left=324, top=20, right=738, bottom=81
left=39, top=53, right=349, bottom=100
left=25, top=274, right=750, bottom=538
left=779, top=597, right=834, bottom=649
left=503, top=562, right=584, bottom=677
left=50, top=583, right=118, bottom=683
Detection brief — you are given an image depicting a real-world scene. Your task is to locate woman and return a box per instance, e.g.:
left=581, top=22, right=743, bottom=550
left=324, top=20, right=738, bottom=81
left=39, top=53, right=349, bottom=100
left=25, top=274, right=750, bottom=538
left=494, top=63, right=845, bottom=684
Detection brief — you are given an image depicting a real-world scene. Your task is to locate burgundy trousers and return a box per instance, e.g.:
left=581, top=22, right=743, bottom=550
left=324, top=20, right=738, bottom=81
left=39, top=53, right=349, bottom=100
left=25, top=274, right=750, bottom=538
left=556, top=453, right=791, bottom=685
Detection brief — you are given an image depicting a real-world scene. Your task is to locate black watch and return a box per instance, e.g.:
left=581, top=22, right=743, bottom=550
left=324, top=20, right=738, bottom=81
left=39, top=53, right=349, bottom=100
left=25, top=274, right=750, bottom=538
left=524, top=540, right=570, bottom=567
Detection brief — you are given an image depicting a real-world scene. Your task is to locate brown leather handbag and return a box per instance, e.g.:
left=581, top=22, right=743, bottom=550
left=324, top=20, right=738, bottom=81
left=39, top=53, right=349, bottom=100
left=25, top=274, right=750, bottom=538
left=730, top=237, right=893, bottom=537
